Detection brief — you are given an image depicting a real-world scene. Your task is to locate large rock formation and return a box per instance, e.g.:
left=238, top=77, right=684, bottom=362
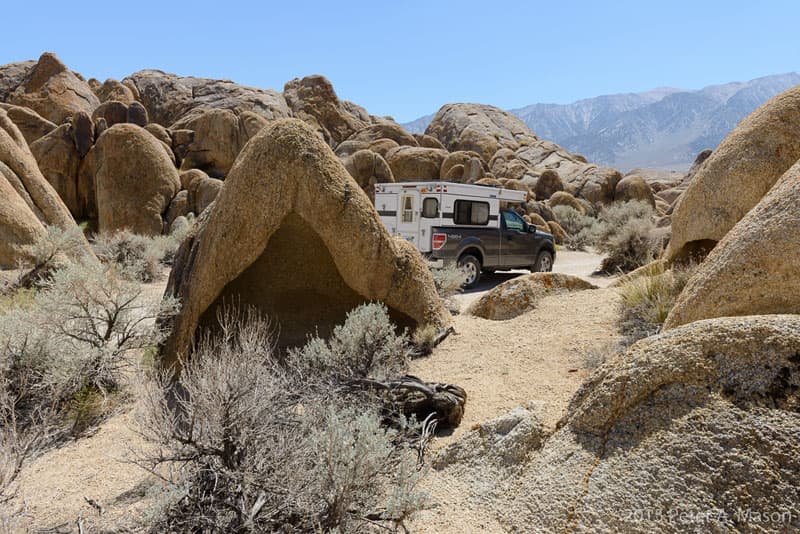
left=30, top=124, right=82, bottom=216
left=426, top=103, right=533, bottom=161
left=93, top=78, right=137, bottom=104
left=159, top=119, right=450, bottom=369
left=0, top=103, right=56, bottom=145
left=0, top=60, right=36, bottom=101
left=468, top=273, right=596, bottom=320
left=123, top=69, right=291, bottom=126
left=187, top=173, right=223, bottom=215
left=498, top=315, right=800, bottom=532
left=614, top=174, right=655, bottom=207
left=384, top=145, right=448, bottom=182
left=89, top=124, right=180, bottom=235
left=0, top=108, right=85, bottom=267
left=341, top=149, right=394, bottom=202
left=425, top=104, right=622, bottom=205
left=7, top=52, right=99, bottom=124
left=664, top=159, right=800, bottom=329
left=665, top=86, right=800, bottom=262
left=171, top=108, right=269, bottom=177
left=283, top=75, right=369, bottom=146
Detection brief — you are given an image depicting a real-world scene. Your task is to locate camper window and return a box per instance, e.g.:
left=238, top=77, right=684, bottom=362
left=422, top=197, right=439, bottom=218
left=401, top=194, right=415, bottom=223
left=454, top=200, right=490, bottom=225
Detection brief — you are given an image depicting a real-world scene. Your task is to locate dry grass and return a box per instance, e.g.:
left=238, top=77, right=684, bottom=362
left=618, top=262, right=697, bottom=345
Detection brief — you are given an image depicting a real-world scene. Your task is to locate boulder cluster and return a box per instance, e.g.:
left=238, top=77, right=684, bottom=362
left=1, top=52, right=674, bottom=268
left=433, top=83, right=800, bottom=531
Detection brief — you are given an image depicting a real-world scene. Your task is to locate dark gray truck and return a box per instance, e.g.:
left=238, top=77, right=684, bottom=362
left=430, top=209, right=556, bottom=289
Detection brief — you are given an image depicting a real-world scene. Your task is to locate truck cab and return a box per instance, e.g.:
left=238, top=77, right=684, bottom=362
left=375, top=182, right=556, bottom=288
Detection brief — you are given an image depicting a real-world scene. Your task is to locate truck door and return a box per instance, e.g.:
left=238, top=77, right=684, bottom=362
left=397, top=191, right=420, bottom=247
left=500, top=210, right=532, bottom=267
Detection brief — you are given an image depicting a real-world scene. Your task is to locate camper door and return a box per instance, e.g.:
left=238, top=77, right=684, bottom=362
left=397, top=190, right=420, bottom=245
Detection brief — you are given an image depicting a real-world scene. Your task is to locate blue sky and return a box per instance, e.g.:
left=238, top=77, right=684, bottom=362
left=2, top=1, right=799, bottom=122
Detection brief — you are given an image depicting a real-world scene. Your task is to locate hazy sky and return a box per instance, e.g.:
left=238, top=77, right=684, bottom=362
left=3, top=0, right=799, bottom=122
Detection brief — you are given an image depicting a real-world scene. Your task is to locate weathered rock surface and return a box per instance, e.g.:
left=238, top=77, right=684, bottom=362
left=0, top=108, right=85, bottom=267
left=159, top=119, right=450, bottom=369
left=426, top=103, right=532, bottom=161
left=90, top=124, right=179, bottom=235
left=343, top=122, right=418, bottom=148
left=501, top=315, right=800, bottom=533
left=664, top=159, right=800, bottom=329
left=615, top=174, right=655, bottom=207
left=123, top=69, right=291, bottom=127
left=342, top=149, right=394, bottom=201
left=469, top=273, right=596, bottom=320
left=94, top=78, right=136, bottom=104
left=165, top=190, right=189, bottom=227
left=187, top=174, right=223, bottom=215
left=384, top=145, right=447, bottom=182
left=0, top=60, right=36, bottom=101
left=666, top=85, right=800, bottom=262
left=533, top=169, right=563, bottom=199
left=283, top=75, right=368, bottom=146
left=547, top=191, right=585, bottom=214
left=172, top=108, right=269, bottom=177
left=30, top=124, right=82, bottom=216
left=426, top=103, right=622, bottom=204
left=0, top=103, right=56, bottom=144
left=8, top=52, right=99, bottom=124
left=440, top=151, right=485, bottom=182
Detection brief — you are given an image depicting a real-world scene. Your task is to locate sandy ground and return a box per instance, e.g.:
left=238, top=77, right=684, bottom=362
left=7, top=251, right=621, bottom=532
left=406, top=250, right=621, bottom=533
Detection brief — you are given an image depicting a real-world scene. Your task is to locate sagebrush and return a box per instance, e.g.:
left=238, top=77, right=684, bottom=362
left=0, top=259, right=175, bottom=504
left=93, top=223, right=190, bottom=282
left=592, top=201, right=661, bottom=273
left=138, top=303, right=428, bottom=532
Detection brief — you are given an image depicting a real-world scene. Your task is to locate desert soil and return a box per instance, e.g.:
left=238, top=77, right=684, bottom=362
left=8, top=250, right=621, bottom=532
left=407, top=250, right=621, bottom=532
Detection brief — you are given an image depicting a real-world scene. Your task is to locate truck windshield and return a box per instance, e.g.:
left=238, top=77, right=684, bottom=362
left=502, top=210, right=526, bottom=231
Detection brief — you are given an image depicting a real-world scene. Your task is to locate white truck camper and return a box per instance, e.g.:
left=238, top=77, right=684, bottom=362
left=374, top=181, right=556, bottom=288
left=374, top=182, right=526, bottom=252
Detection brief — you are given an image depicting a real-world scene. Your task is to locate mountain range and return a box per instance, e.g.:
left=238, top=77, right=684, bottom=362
left=402, top=73, right=800, bottom=171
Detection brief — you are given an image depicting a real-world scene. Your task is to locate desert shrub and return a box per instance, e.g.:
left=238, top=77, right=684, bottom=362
left=0, top=259, right=176, bottom=502
left=429, top=263, right=467, bottom=315
left=286, top=303, right=408, bottom=382
left=138, top=304, right=427, bottom=532
left=551, top=205, right=596, bottom=250
left=7, top=225, right=87, bottom=290
left=592, top=201, right=660, bottom=273
left=93, top=223, right=190, bottom=283
left=618, top=262, right=697, bottom=345
left=430, top=264, right=467, bottom=299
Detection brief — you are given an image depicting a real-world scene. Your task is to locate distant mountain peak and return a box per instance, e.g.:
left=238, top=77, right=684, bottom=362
left=402, top=73, right=800, bottom=171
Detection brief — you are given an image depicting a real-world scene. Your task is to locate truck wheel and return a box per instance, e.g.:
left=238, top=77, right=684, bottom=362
left=458, top=254, right=481, bottom=289
left=533, top=250, right=554, bottom=272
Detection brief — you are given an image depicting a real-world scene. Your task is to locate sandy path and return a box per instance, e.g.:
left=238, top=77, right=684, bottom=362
left=407, top=251, right=621, bottom=533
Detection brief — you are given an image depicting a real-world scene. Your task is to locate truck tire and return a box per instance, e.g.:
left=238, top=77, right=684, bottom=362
left=533, top=250, right=554, bottom=272
left=458, top=254, right=481, bottom=289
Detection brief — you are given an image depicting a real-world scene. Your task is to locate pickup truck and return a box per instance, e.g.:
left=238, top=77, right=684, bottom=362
left=374, top=181, right=556, bottom=288
left=430, top=208, right=555, bottom=288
